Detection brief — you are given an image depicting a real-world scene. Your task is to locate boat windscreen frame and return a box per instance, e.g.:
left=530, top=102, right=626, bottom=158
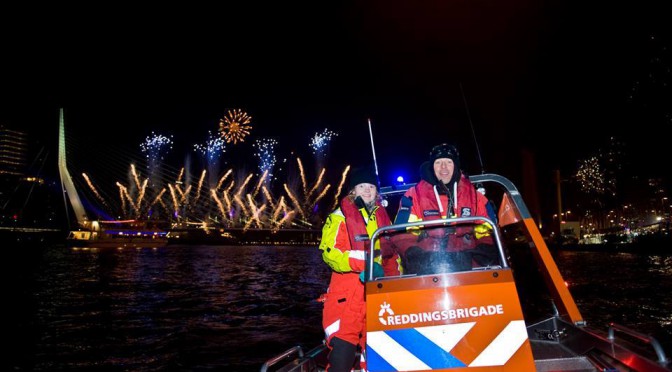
left=367, top=216, right=506, bottom=282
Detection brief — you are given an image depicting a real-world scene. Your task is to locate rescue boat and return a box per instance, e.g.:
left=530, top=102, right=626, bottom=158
left=261, top=173, right=671, bottom=372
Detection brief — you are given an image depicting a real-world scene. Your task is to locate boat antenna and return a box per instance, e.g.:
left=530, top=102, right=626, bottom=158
left=367, top=118, right=388, bottom=206
left=460, top=82, right=485, bottom=174
left=367, top=118, right=380, bottom=187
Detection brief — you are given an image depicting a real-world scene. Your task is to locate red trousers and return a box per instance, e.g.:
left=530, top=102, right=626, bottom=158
left=322, top=281, right=366, bottom=371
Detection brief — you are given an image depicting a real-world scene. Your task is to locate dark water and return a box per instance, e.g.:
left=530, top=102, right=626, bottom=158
left=553, top=250, right=672, bottom=349
left=6, top=245, right=672, bottom=371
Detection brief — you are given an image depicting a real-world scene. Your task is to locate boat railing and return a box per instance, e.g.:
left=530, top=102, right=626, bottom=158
left=608, top=322, right=669, bottom=364
left=260, top=343, right=328, bottom=372
left=260, top=346, right=303, bottom=372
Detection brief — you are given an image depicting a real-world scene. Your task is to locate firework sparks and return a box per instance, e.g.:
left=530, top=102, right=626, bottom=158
left=211, top=189, right=227, bottom=220
left=297, top=157, right=308, bottom=198
left=225, top=180, right=236, bottom=194
left=311, top=184, right=331, bottom=207
left=284, top=183, right=305, bottom=219
left=168, top=184, right=179, bottom=214
left=576, top=157, right=605, bottom=194
left=253, top=169, right=269, bottom=197
left=194, top=131, right=226, bottom=162
left=253, top=138, right=278, bottom=181
left=261, top=185, right=276, bottom=210
left=116, top=182, right=137, bottom=214
left=176, top=168, right=185, bottom=184
left=82, top=173, right=105, bottom=205
left=245, top=194, right=266, bottom=230
left=140, top=132, right=173, bottom=165
left=223, top=192, right=233, bottom=215
left=219, top=109, right=252, bottom=144
left=130, top=164, right=142, bottom=190
left=216, top=169, right=233, bottom=190
left=149, top=188, right=167, bottom=209
left=274, top=210, right=295, bottom=230
left=235, top=174, right=254, bottom=198
left=118, top=184, right=126, bottom=212
left=309, top=128, right=338, bottom=154
left=234, top=194, right=248, bottom=216
left=272, top=196, right=286, bottom=222
left=136, top=179, right=149, bottom=211
left=179, top=185, right=192, bottom=204
left=195, top=170, right=207, bottom=201
left=78, top=153, right=350, bottom=229
left=331, top=165, right=351, bottom=210
left=307, top=168, right=325, bottom=200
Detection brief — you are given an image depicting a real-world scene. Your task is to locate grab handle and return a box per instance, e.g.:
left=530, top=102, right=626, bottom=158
left=607, top=322, right=668, bottom=364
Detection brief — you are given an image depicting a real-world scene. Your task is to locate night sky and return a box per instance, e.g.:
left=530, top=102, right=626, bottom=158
left=1, top=1, right=670, bottom=193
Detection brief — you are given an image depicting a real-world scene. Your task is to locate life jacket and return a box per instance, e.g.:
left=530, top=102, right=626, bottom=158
left=341, top=196, right=391, bottom=254
left=409, top=175, right=488, bottom=251
left=320, top=197, right=392, bottom=296
left=413, top=176, right=483, bottom=219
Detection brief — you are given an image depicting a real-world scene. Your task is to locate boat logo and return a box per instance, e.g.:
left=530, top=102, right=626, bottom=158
left=378, top=302, right=395, bottom=325
left=354, top=234, right=370, bottom=242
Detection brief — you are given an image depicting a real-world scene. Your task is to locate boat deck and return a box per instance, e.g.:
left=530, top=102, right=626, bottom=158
left=531, top=340, right=597, bottom=371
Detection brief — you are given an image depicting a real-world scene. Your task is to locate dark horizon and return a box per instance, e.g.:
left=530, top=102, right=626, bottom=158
left=1, top=1, right=670, bottom=228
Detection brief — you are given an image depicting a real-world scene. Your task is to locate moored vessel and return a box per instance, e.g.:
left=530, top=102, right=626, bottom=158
left=66, top=219, right=168, bottom=248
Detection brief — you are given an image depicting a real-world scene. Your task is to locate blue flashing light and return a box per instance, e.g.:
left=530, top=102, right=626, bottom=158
left=396, top=176, right=404, bottom=183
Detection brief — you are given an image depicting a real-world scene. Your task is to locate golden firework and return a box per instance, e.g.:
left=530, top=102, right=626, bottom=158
left=219, top=109, right=252, bottom=144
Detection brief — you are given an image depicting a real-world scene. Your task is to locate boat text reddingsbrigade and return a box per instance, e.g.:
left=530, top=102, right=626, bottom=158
left=381, top=304, right=504, bottom=326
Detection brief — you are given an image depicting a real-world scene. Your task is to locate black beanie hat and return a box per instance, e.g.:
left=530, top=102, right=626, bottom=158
left=430, top=143, right=460, bottom=164
left=428, top=143, right=462, bottom=186
left=349, top=165, right=378, bottom=190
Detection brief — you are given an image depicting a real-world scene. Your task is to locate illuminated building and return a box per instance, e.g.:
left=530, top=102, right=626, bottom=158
left=0, top=125, right=27, bottom=176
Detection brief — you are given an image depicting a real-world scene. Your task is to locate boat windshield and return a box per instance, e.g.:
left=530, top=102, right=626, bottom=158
left=371, top=217, right=506, bottom=279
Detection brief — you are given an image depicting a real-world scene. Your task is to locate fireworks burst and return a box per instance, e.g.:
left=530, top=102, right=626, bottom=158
left=194, top=131, right=226, bottom=162
left=219, top=109, right=252, bottom=144
left=253, top=138, right=278, bottom=181
left=140, top=132, right=173, bottom=165
left=576, top=157, right=605, bottom=194
left=309, top=128, right=338, bottom=154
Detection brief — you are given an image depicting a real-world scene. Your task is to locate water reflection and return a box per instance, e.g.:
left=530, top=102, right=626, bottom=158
left=7, top=245, right=671, bottom=371
left=9, top=245, right=330, bottom=371
left=554, top=250, right=672, bottom=353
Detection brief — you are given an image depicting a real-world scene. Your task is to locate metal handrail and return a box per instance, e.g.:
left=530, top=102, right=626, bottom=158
left=260, top=345, right=304, bottom=372
left=608, top=322, right=668, bottom=364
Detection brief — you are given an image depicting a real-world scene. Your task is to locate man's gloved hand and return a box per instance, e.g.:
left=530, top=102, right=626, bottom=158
left=474, top=223, right=493, bottom=239
left=360, top=262, right=384, bottom=282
